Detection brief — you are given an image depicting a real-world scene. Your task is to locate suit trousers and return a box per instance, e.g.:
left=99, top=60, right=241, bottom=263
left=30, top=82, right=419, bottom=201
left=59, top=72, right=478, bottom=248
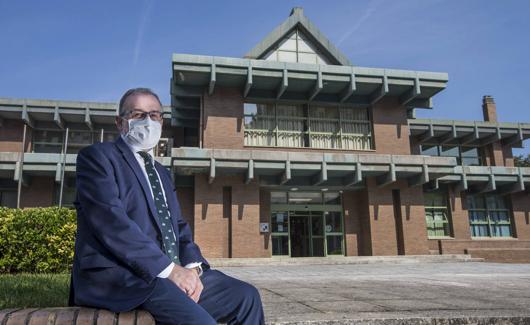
left=139, top=269, right=265, bottom=325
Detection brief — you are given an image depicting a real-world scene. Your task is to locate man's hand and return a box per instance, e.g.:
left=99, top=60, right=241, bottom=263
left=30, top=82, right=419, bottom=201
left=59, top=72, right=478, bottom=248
left=167, top=265, right=203, bottom=302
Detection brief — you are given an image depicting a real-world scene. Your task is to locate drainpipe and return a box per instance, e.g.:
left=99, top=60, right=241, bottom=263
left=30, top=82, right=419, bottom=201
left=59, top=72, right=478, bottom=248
left=16, top=124, right=27, bottom=209
left=58, top=127, right=69, bottom=207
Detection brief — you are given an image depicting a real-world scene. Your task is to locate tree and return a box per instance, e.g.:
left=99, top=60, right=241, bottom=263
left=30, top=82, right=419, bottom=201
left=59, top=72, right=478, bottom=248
left=514, top=154, right=530, bottom=167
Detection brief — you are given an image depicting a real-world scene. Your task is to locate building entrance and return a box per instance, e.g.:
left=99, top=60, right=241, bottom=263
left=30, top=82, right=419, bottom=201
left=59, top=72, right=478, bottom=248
left=270, top=191, right=344, bottom=257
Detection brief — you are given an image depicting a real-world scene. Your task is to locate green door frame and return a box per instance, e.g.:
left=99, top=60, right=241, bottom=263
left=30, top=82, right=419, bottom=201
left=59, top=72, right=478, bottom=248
left=271, top=203, right=345, bottom=257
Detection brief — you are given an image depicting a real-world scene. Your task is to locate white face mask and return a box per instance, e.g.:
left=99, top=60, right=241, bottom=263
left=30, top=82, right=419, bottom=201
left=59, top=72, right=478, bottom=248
left=123, top=117, right=162, bottom=150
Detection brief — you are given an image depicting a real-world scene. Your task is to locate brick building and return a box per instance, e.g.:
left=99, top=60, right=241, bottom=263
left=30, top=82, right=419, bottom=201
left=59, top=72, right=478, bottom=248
left=1, top=8, right=529, bottom=262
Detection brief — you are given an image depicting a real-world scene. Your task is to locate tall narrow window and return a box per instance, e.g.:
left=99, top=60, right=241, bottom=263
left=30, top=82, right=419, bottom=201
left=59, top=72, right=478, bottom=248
left=424, top=191, right=452, bottom=237
left=467, top=194, right=512, bottom=237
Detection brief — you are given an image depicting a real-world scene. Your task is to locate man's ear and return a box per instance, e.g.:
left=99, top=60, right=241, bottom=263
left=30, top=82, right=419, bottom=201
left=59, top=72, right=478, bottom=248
left=115, top=116, right=127, bottom=134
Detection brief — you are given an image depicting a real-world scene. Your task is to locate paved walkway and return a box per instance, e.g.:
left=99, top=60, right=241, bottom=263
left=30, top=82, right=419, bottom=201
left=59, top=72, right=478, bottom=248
left=218, top=262, right=530, bottom=324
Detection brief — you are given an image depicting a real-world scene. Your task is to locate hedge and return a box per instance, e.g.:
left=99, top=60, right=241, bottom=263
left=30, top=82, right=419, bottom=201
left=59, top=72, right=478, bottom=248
left=0, top=207, right=76, bottom=273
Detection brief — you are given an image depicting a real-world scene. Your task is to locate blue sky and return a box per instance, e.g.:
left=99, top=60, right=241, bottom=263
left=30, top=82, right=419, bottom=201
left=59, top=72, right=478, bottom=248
left=0, top=0, right=528, bottom=154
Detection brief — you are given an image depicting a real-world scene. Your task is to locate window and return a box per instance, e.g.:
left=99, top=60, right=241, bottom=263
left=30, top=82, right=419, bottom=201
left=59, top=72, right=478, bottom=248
left=53, top=177, right=76, bottom=207
left=0, top=189, right=17, bottom=208
left=467, top=194, right=512, bottom=237
left=32, top=129, right=120, bottom=154
left=420, top=145, right=484, bottom=166
left=424, top=191, right=452, bottom=237
left=264, top=29, right=330, bottom=65
left=32, top=130, right=64, bottom=153
left=244, top=103, right=372, bottom=150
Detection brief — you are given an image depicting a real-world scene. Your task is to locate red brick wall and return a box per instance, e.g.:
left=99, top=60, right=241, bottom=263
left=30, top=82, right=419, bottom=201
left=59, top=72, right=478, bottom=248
left=194, top=175, right=230, bottom=258
left=231, top=179, right=268, bottom=257
left=511, top=191, right=530, bottom=240
left=202, top=88, right=244, bottom=149
left=342, top=190, right=368, bottom=256
left=364, top=178, right=429, bottom=256
left=193, top=174, right=266, bottom=258
left=176, top=188, right=194, bottom=232
left=449, top=188, right=471, bottom=240
left=0, top=120, right=31, bottom=152
left=371, top=97, right=411, bottom=155
left=20, top=176, right=54, bottom=207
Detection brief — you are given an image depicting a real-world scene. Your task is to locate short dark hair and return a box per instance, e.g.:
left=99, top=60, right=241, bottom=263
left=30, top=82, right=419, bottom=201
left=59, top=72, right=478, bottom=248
left=118, top=88, right=162, bottom=116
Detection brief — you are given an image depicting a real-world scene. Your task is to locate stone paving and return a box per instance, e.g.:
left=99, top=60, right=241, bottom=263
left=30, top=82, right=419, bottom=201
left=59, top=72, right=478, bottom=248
left=217, top=262, right=530, bottom=324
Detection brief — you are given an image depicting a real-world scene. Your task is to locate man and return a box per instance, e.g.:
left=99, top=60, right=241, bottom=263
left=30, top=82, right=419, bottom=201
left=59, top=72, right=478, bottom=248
left=70, top=88, right=265, bottom=325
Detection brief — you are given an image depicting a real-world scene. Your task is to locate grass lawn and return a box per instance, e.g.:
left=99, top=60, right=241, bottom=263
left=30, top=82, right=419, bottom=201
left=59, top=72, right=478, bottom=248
left=0, top=273, right=70, bottom=309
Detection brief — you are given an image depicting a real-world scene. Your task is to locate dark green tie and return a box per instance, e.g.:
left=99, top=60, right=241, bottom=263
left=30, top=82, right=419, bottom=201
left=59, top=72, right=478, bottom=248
left=138, top=151, right=180, bottom=265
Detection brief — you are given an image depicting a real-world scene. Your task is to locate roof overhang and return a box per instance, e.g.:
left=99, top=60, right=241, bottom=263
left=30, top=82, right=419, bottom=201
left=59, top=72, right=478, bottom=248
left=409, top=118, right=530, bottom=148
left=0, top=152, right=171, bottom=183
left=171, top=54, right=448, bottom=127
left=170, top=148, right=530, bottom=194
left=0, top=98, right=171, bottom=130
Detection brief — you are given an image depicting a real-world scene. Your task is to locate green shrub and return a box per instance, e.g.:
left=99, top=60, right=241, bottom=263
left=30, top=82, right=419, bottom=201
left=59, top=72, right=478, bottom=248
left=0, top=207, right=76, bottom=273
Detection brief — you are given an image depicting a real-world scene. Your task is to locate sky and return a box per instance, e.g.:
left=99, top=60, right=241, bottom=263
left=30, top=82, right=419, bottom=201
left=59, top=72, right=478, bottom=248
left=0, top=0, right=528, bottom=155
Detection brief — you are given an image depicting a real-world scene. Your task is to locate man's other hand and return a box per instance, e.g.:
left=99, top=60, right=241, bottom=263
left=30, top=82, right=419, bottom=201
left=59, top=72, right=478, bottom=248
left=168, top=265, right=203, bottom=302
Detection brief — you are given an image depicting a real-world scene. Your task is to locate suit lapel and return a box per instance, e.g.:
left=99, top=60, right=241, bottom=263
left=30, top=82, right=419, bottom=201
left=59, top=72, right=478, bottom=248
left=114, top=137, right=162, bottom=230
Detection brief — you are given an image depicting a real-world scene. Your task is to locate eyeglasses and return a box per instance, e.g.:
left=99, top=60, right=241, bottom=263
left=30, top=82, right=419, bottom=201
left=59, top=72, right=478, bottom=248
left=122, top=109, right=163, bottom=122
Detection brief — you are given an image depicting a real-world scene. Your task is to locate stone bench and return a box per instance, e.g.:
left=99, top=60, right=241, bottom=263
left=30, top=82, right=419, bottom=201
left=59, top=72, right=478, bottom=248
left=0, top=308, right=155, bottom=325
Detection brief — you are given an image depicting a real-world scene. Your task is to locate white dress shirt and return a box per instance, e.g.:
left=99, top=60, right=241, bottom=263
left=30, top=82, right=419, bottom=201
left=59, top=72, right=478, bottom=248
left=121, top=134, right=201, bottom=278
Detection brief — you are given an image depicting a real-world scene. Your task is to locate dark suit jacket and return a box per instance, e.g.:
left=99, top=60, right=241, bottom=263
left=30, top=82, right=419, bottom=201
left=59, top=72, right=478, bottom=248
left=70, top=137, right=207, bottom=312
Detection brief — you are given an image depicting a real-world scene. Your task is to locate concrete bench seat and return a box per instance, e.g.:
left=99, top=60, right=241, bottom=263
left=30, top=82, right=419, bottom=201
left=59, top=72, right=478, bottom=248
left=0, top=308, right=155, bottom=325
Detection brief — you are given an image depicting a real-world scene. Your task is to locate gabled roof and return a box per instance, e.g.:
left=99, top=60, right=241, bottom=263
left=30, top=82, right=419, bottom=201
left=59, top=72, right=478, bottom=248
left=244, top=7, right=352, bottom=66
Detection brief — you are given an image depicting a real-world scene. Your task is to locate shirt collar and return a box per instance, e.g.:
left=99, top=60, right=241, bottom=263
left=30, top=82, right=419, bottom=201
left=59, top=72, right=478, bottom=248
left=120, top=134, right=155, bottom=162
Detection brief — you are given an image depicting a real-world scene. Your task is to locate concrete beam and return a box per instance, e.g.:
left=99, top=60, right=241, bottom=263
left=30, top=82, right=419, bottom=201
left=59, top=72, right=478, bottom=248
left=85, top=106, right=93, bottom=130
left=209, top=64, right=216, bottom=95
left=408, top=164, right=429, bottom=187
left=340, top=72, right=356, bottom=103
left=21, top=104, right=34, bottom=128
left=245, top=159, right=254, bottom=184
left=400, top=76, right=421, bottom=106
left=343, top=161, right=362, bottom=186
left=370, top=74, right=389, bottom=106
left=244, top=65, right=253, bottom=98
left=496, top=170, right=525, bottom=195
left=406, top=98, right=433, bottom=109
left=280, top=160, right=291, bottom=185
left=376, top=162, right=396, bottom=187
left=439, top=122, right=457, bottom=144
left=55, top=162, right=62, bottom=183
left=454, top=173, right=468, bottom=193
left=312, top=161, right=327, bottom=185
left=53, top=105, right=64, bottom=129
left=477, top=173, right=496, bottom=193
left=503, top=126, right=524, bottom=147
left=209, top=157, right=215, bottom=184
left=481, top=126, right=501, bottom=146
left=13, top=161, right=30, bottom=186
left=308, top=71, right=323, bottom=101
left=417, top=123, right=435, bottom=143
left=423, top=178, right=440, bottom=192
left=277, top=69, right=288, bottom=99
left=460, top=123, right=479, bottom=145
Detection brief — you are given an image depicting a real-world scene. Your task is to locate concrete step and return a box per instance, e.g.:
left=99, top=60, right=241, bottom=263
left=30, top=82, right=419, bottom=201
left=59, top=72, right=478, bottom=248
left=266, top=316, right=530, bottom=324
left=208, top=254, right=484, bottom=267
